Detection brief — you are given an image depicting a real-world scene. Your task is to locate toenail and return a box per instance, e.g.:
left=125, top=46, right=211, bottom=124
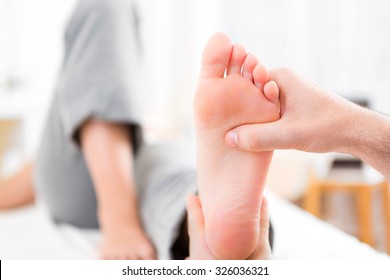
left=226, top=131, right=238, bottom=148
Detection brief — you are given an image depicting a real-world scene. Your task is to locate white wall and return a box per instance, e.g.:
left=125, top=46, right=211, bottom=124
left=138, top=0, right=225, bottom=140
left=219, top=0, right=390, bottom=198
left=140, top=0, right=390, bottom=140
left=1, top=0, right=390, bottom=164
left=222, top=0, right=390, bottom=113
left=0, top=0, right=77, bottom=160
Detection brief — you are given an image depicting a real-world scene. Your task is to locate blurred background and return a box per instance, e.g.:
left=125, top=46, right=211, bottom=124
left=1, top=0, right=389, bottom=254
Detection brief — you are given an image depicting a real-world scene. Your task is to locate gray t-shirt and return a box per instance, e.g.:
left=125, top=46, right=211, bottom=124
left=34, top=0, right=144, bottom=228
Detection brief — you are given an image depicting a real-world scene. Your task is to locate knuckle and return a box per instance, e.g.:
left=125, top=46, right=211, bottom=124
left=242, top=130, right=263, bottom=150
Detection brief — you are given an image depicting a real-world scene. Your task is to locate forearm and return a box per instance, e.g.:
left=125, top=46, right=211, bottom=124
left=341, top=106, right=390, bottom=179
left=80, top=119, right=140, bottom=232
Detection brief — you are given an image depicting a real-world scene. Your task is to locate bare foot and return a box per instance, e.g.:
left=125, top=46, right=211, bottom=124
left=194, top=32, right=279, bottom=259
left=186, top=194, right=272, bottom=260
left=100, top=226, right=156, bottom=260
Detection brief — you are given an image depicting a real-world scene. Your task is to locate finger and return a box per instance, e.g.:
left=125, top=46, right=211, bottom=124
left=249, top=197, right=271, bottom=260
left=186, top=194, right=205, bottom=238
left=187, top=195, right=217, bottom=260
left=249, top=197, right=272, bottom=260
left=225, top=121, right=290, bottom=152
left=259, top=197, right=270, bottom=245
left=268, top=67, right=296, bottom=89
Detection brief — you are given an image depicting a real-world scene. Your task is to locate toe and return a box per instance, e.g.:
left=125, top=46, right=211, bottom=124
left=253, top=63, right=269, bottom=90
left=242, top=53, right=258, bottom=81
left=227, top=44, right=247, bottom=75
left=201, top=32, right=233, bottom=79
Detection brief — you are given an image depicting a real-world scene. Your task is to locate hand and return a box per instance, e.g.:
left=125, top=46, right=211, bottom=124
left=225, top=68, right=362, bottom=154
left=186, top=194, right=272, bottom=260
left=100, top=226, right=156, bottom=260
left=226, top=68, right=390, bottom=179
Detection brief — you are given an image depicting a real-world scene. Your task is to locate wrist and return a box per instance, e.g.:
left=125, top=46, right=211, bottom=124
left=334, top=102, right=371, bottom=156
left=342, top=107, right=378, bottom=155
left=340, top=106, right=390, bottom=177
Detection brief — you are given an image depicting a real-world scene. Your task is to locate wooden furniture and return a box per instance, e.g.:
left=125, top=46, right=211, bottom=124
left=304, top=166, right=390, bottom=254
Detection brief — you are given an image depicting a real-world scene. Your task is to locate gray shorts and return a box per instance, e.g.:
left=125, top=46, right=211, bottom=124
left=133, top=142, right=197, bottom=259
left=35, top=139, right=197, bottom=260
left=33, top=0, right=198, bottom=260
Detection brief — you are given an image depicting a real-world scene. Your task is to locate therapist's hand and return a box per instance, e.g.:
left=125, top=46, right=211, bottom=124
left=225, top=68, right=364, bottom=154
left=186, top=194, right=272, bottom=260
left=226, top=68, right=390, bottom=179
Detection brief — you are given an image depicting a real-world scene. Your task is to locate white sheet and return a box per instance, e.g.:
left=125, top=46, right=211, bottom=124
left=0, top=193, right=388, bottom=260
left=268, top=192, right=388, bottom=259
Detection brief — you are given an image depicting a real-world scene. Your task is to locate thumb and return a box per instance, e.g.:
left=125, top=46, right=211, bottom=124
left=226, top=122, right=288, bottom=152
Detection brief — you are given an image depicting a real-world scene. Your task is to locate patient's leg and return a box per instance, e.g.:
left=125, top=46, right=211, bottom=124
left=194, top=33, right=279, bottom=259
left=0, top=162, right=35, bottom=209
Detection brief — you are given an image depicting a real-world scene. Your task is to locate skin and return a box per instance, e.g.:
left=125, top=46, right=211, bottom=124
left=0, top=120, right=156, bottom=260
left=187, top=194, right=272, bottom=260
left=226, top=68, right=390, bottom=179
left=0, top=162, right=35, bottom=210
left=80, top=119, right=156, bottom=260
left=1, top=32, right=278, bottom=260
left=194, top=32, right=279, bottom=260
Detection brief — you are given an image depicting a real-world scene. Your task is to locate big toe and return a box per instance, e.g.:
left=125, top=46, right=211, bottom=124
left=201, top=32, right=233, bottom=79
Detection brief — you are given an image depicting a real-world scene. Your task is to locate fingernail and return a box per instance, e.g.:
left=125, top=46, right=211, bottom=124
left=226, top=131, right=238, bottom=148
